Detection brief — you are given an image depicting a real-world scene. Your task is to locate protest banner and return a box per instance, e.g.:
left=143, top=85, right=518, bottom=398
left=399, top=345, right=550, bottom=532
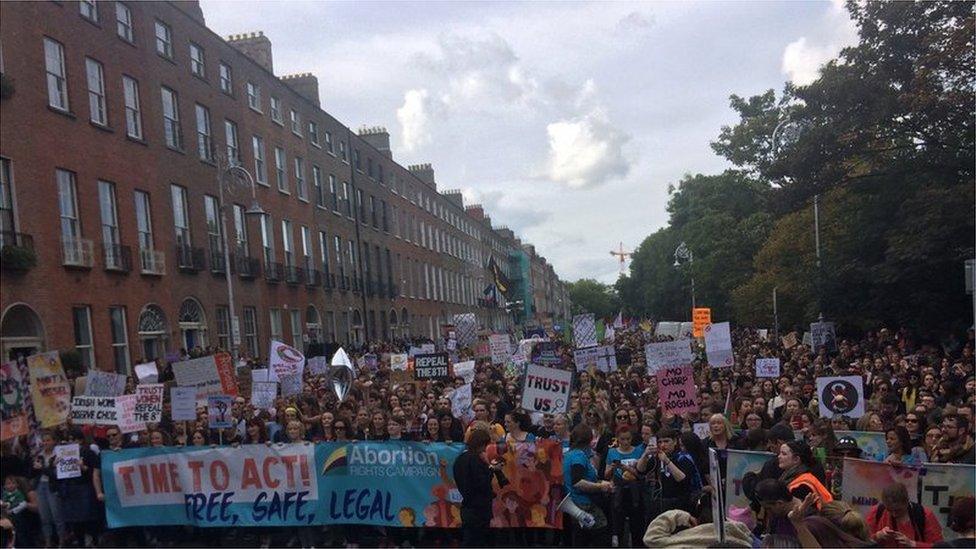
left=214, top=353, right=239, bottom=397
left=657, top=365, right=698, bottom=416
left=208, top=395, right=234, bottom=429
left=86, top=370, right=128, bottom=397
left=919, top=463, right=976, bottom=540
left=270, top=340, right=306, bottom=379
left=450, top=383, right=473, bottom=422
left=307, top=356, right=329, bottom=377
left=817, top=376, right=865, bottom=419
left=116, top=394, right=146, bottom=434
left=724, top=450, right=772, bottom=514
left=572, top=313, right=596, bottom=349
left=704, top=322, right=734, bottom=368
left=841, top=458, right=919, bottom=519
left=280, top=374, right=302, bottom=397
left=70, top=396, right=118, bottom=425
left=453, top=360, right=475, bottom=384
left=810, top=321, right=838, bottom=353
left=251, top=381, right=278, bottom=410
left=27, top=351, right=71, bottom=428
left=489, top=334, right=510, bottom=365
left=55, top=444, right=82, bottom=479
left=834, top=430, right=888, bottom=462
left=485, top=439, right=564, bottom=528
left=414, top=353, right=452, bottom=381
left=170, top=387, right=198, bottom=422
left=533, top=342, right=562, bottom=366
left=755, top=358, right=781, bottom=378
left=692, top=307, right=712, bottom=338
left=133, top=384, right=164, bottom=423
left=134, top=361, right=159, bottom=384
left=172, top=355, right=224, bottom=400
left=1, top=360, right=30, bottom=441
left=520, top=363, right=573, bottom=415
left=644, top=340, right=694, bottom=375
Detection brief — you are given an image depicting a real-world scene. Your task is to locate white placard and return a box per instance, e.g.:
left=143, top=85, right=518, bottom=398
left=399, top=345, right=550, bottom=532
left=55, top=444, right=81, bottom=479
left=269, top=340, right=305, bottom=379
left=115, top=394, right=146, bottom=434
left=133, top=383, right=164, bottom=423
left=704, top=321, right=734, bottom=368
left=134, top=362, right=159, bottom=384
left=170, top=387, right=198, bottom=421
left=251, top=381, right=277, bottom=409
left=572, top=313, right=597, bottom=349
left=489, top=334, right=511, bottom=365
left=520, top=363, right=573, bottom=415
left=454, top=360, right=475, bottom=384
left=644, top=340, right=694, bottom=374
left=816, top=375, right=865, bottom=419
left=85, top=370, right=127, bottom=397
left=390, top=354, right=408, bottom=371
left=755, top=358, right=781, bottom=378
left=70, top=396, right=117, bottom=425
left=306, top=356, right=329, bottom=377
left=279, top=373, right=302, bottom=397
left=573, top=345, right=617, bottom=372
left=172, top=356, right=221, bottom=388
left=450, top=383, right=473, bottom=421
left=693, top=422, right=711, bottom=440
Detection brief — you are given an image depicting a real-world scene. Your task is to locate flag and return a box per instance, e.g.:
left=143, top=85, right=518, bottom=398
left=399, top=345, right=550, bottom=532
left=488, top=256, right=511, bottom=299
left=613, top=312, right=624, bottom=329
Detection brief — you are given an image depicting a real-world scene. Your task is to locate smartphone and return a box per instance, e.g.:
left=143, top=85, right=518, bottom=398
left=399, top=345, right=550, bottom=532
left=649, top=436, right=657, bottom=448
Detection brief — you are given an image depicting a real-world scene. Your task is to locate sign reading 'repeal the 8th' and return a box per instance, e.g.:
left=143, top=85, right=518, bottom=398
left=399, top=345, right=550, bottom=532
left=413, top=353, right=452, bottom=381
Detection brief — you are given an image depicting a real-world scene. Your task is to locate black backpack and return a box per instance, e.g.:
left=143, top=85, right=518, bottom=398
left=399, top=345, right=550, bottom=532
left=874, top=502, right=927, bottom=540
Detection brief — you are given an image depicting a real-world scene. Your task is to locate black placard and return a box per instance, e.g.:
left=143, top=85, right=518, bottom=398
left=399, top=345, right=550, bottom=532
left=414, top=353, right=452, bottom=381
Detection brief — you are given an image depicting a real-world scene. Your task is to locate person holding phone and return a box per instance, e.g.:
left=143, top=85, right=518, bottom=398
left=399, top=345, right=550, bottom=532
left=604, top=424, right=645, bottom=547
left=637, top=428, right=700, bottom=518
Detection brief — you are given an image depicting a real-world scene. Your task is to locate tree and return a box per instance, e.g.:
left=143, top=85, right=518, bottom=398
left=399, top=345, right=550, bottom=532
left=567, top=279, right=620, bottom=319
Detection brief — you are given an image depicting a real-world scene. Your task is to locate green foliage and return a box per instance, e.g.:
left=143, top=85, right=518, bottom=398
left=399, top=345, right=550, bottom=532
left=568, top=278, right=620, bottom=319
left=1, top=244, right=36, bottom=271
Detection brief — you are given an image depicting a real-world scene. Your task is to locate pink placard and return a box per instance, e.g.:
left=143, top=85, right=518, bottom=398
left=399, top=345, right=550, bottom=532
left=657, top=365, right=698, bottom=416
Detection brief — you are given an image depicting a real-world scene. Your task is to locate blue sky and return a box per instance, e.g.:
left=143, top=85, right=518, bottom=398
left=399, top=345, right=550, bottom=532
left=201, top=0, right=857, bottom=283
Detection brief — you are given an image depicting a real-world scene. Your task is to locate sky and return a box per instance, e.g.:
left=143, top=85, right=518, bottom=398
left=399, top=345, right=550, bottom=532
left=200, top=0, right=858, bottom=284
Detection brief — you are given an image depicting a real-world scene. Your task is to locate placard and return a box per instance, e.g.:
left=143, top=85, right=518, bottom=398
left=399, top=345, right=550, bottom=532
left=645, top=340, right=694, bottom=374
left=86, top=370, right=128, bottom=397
left=704, top=321, right=734, bottom=368
left=0, top=360, right=30, bottom=441
left=693, top=422, right=710, bottom=440
left=810, top=321, right=837, bottom=353
left=816, top=375, right=865, bottom=419
left=534, top=342, right=562, bottom=366
left=70, top=396, right=118, bottom=425
left=755, top=358, right=781, bottom=378
left=572, top=345, right=616, bottom=372
left=172, top=355, right=223, bottom=398
left=414, top=353, right=452, bottom=381
left=450, top=383, right=473, bottom=421
left=270, top=340, right=306, bottom=379
left=55, top=444, right=81, bottom=479
left=520, top=363, right=573, bottom=415
left=251, top=381, right=277, bottom=409
left=692, top=307, right=712, bottom=338
left=133, top=384, right=164, bottom=423
left=116, top=394, right=146, bottom=434
left=207, top=395, right=234, bottom=429
left=134, top=362, right=159, bottom=384
left=453, top=313, right=477, bottom=349
left=841, top=458, right=918, bottom=520
left=454, top=360, right=475, bottom=384
left=170, top=387, right=198, bottom=422
left=307, top=356, right=329, bottom=377
left=489, top=334, right=511, bottom=365
left=572, top=314, right=597, bottom=349
left=27, top=352, right=72, bottom=428
left=279, top=374, right=302, bottom=397
left=657, top=365, right=698, bottom=416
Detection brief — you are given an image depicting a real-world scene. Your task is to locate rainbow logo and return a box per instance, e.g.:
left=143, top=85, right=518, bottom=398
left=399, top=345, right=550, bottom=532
left=321, top=445, right=349, bottom=476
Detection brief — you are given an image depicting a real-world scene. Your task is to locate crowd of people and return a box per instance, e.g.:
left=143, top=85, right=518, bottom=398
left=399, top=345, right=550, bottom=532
left=0, top=323, right=974, bottom=548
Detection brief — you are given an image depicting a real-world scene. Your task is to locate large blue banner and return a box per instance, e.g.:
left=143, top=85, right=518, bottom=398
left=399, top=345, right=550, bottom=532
left=100, top=441, right=465, bottom=528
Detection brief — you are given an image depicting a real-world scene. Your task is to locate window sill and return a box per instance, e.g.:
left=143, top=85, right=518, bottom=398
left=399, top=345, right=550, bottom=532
left=200, top=157, right=216, bottom=167
left=125, top=134, right=148, bottom=146
left=47, top=105, right=77, bottom=119
left=271, top=119, right=284, bottom=126
left=298, top=196, right=309, bottom=204
left=89, top=120, right=113, bottom=132
left=118, top=35, right=136, bottom=48
left=248, top=106, right=263, bottom=115
left=81, top=15, right=101, bottom=29
left=191, top=72, right=209, bottom=84
left=291, top=131, right=303, bottom=139
left=157, top=52, right=177, bottom=65
left=310, top=142, right=321, bottom=149
left=165, top=145, right=186, bottom=155
left=278, top=189, right=291, bottom=196
left=255, top=180, right=270, bottom=188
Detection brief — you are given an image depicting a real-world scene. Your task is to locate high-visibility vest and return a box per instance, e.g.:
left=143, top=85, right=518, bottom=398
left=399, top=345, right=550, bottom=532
left=787, top=472, right=834, bottom=507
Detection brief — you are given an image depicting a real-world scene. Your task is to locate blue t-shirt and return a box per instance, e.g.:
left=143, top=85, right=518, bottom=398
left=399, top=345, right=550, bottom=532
left=563, top=447, right=598, bottom=505
left=607, top=444, right=644, bottom=481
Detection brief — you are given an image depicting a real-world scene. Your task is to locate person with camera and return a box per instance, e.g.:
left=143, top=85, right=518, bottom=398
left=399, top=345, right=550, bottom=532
left=637, top=428, right=701, bottom=522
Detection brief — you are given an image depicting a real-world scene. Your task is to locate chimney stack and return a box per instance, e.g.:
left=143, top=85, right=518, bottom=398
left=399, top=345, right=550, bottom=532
left=227, top=31, right=273, bottom=73
left=358, top=126, right=392, bottom=158
left=408, top=163, right=436, bottom=189
left=282, top=73, right=320, bottom=107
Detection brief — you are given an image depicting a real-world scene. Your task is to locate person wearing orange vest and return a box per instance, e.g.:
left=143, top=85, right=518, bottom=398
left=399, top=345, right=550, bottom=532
left=777, top=440, right=834, bottom=507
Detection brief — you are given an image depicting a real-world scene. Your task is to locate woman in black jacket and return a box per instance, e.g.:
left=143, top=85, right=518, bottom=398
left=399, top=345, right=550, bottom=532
left=452, top=428, right=503, bottom=547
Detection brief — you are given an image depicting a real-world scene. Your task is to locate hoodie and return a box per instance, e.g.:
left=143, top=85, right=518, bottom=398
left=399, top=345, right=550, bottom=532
left=643, top=510, right=754, bottom=548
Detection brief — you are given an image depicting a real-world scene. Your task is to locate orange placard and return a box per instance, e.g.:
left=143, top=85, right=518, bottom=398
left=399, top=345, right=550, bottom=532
left=692, top=307, right=712, bottom=338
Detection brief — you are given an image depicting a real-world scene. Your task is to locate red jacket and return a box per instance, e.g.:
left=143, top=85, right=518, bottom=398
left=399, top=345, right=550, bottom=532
left=866, top=503, right=943, bottom=548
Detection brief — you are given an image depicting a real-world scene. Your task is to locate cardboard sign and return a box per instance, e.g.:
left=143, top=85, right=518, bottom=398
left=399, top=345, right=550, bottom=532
left=116, top=394, right=146, bottom=434
left=270, top=340, right=306, bottom=379
left=755, top=358, right=781, bottom=378
left=572, top=314, right=597, bottom=349
left=207, top=395, right=235, bottom=429
left=251, top=381, right=277, bottom=409
left=55, top=444, right=82, bottom=479
left=307, top=356, right=329, bottom=377
left=704, top=321, right=734, bottom=368
left=658, top=365, right=698, bottom=416
left=134, top=362, right=159, bottom=384
left=816, top=375, right=865, bottom=419
left=489, top=334, right=511, bottom=365
left=450, top=383, right=473, bottom=421
left=454, top=360, right=475, bottom=384
left=86, top=369, right=128, bottom=397
left=692, top=308, right=712, bottom=338
left=28, top=352, right=72, bottom=428
left=170, top=387, right=198, bottom=422
left=414, top=353, right=452, bottom=381
left=133, top=384, right=164, bottom=423
left=70, top=396, right=118, bottom=425
left=645, top=340, right=694, bottom=374
left=520, top=363, right=573, bottom=415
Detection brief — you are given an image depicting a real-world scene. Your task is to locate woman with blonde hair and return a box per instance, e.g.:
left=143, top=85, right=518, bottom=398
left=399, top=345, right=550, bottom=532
left=820, top=501, right=870, bottom=542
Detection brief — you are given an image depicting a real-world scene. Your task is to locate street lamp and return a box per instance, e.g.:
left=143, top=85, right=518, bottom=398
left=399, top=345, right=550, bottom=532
left=673, top=241, right=695, bottom=311
left=215, top=154, right=262, bottom=358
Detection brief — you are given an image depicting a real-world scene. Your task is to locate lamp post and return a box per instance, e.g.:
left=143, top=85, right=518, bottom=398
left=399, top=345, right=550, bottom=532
left=215, top=154, right=263, bottom=359
left=673, top=241, right=695, bottom=313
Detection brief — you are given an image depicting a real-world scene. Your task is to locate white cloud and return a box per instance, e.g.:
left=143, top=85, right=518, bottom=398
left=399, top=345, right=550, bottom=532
left=781, top=1, right=858, bottom=86
left=396, top=89, right=433, bottom=152
left=543, top=108, right=630, bottom=189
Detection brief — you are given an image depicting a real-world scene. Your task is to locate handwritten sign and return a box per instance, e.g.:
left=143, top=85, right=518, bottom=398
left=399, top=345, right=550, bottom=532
left=645, top=340, right=694, bottom=374
left=755, top=358, right=781, bottom=378
left=70, top=396, right=118, bottom=425
left=86, top=370, right=128, bottom=397
left=133, top=384, right=164, bottom=423
left=116, top=394, right=146, bottom=434
left=454, top=360, right=475, bottom=384
left=251, top=381, right=277, bottom=409
left=414, top=353, right=451, bottom=381
left=489, top=334, right=511, bottom=365
left=704, top=322, right=734, bottom=368
left=55, top=444, right=81, bottom=479
left=658, top=365, right=698, bottom=416
left=520, top=364, right=573, bottom=415
left=307, top=356, right=329, bottom=377
left=28, top=352, right=72, bottom=428
left=450, top=383, right=473, bottom=421
left=692, top=308, right=712, bottom=338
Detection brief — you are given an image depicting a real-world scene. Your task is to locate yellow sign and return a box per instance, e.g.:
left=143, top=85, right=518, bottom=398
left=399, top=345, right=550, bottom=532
left=28, top=352, right=71, bottom=428
left=692, top=308, right=712, bottom=338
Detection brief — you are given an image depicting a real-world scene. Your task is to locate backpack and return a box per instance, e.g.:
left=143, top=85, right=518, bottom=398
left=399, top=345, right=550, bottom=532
left=675, top=451, right=703, bottom=490
left=875, top=502, right=926, bottom=540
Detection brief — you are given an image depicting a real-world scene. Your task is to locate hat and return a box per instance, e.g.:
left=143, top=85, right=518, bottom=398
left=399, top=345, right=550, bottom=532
left=835, top=436, right=861, bottom=456
left=768, top=424, right=795, bottom=443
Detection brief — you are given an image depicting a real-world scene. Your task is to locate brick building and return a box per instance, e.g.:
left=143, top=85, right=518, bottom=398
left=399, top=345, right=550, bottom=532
left=0, top=0, right=571, bottom=371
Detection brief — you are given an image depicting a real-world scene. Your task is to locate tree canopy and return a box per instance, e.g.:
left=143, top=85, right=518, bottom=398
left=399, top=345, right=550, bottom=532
left=568, top=279, right=621, bottom=319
